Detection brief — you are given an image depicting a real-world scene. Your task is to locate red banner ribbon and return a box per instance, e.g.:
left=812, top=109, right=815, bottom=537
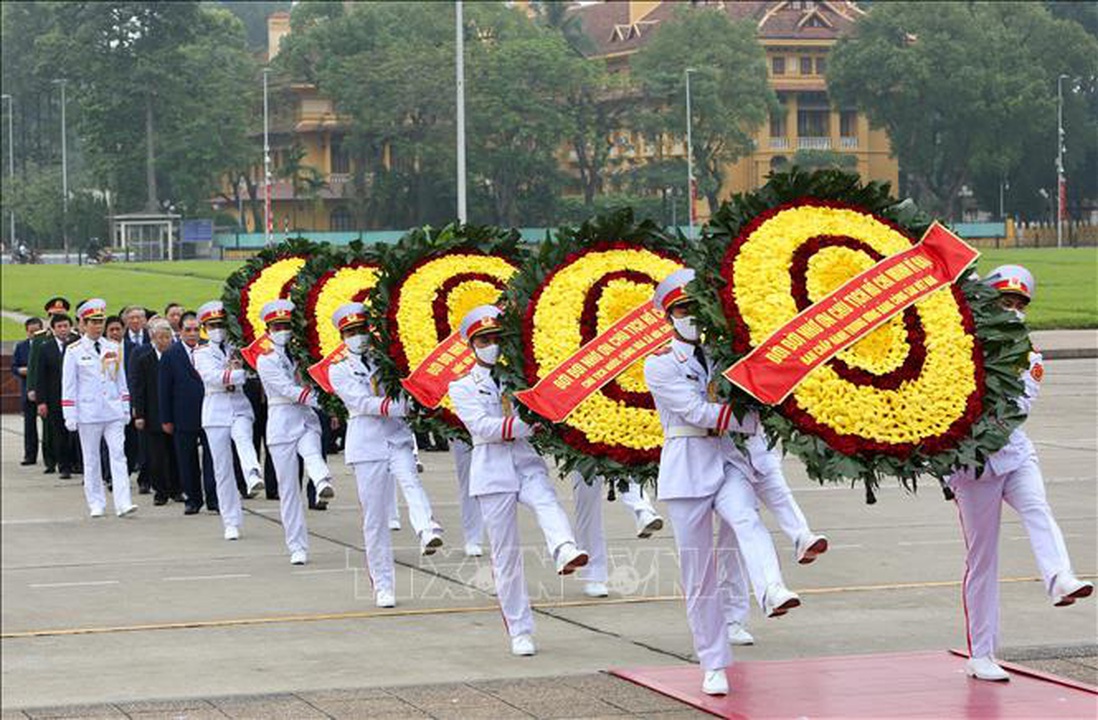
left=307, top=342, right=347, bottom=395
left=724, top=222, right=978, bottom=405
left=515, top=302, right=672, bottom=422
left=241, top=333, right=273, bottom=370
left=400, top=331, right=477, bottom=409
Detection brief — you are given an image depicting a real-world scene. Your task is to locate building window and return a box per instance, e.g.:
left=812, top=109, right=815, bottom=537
left=797, top=92, right=831, bottom=139
left=329, top=207, right=354, bottom=232
left=840, top=110, right=858, bottom=137
left=815, top=57, right=827, bottom=75
left=770, top=109, right=787, bottom=138
left=771, top=56, right=785, bottom=75
left=800, top=56, right=813, bottom=75
left=331, top=137, right=350, bottom=174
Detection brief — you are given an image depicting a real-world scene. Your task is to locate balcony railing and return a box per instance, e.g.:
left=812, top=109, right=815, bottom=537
left=840, top=137, right=859, bottom=149
left=769, top=137, right=790, bottom=149
left=797, top=137, right=832, bottom=150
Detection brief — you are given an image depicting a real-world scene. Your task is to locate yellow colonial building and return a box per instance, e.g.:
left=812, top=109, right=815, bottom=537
left=236, top=1, right=895, bottom=231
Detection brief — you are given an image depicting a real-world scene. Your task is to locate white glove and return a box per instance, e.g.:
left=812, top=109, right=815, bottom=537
left=65, top=419, right=78, bottom=432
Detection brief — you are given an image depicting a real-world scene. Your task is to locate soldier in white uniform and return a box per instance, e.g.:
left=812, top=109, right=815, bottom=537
left=194, top=301, right=264, bottom=541
left=947, top=265, right=1092, bottom=682
left=449, top=305, right=589, bottom=656
left=254, top=299, right=335, bottom=565
left=450, top=439, right=485, bottom=556
left=566, top=472, right=664, bottom=597
left=61, top=299, right=137, bottom=518
left=326, top=302, right=444, bottom=608
left=643, top=269, right=799, bottom=697
left=717, top=430, right=828, bottom=645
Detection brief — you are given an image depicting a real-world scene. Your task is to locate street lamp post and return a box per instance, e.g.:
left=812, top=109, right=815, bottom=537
left=1056, top=74, right=1068, bottom=249
left=455, top=0, right=467, bottom=224
left=262, top=67, right=272, bottom=247
left=685, top=68, right=697, bottom=240
left=53, top=79, right=69, bottom=262
left=1, top=94, right=13, bottom=250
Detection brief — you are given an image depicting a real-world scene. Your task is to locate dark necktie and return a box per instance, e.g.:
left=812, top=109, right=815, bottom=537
left=219, top=342, right=226, bottom=354
left=693, top=345, right=708, bottom=374
left=94, top=340, right=101, bottom=355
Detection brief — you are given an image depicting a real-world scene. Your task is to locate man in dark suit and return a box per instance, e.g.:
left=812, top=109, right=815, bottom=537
left=32, top=313, right=79, bottom=478
left=26, top=297, right=76, bottom=472
left=131, top=318, right=180, bottom=505
left=12, top=317, right=44, bottom=465
left=158, top=311, right=216, bottom=514
left=122, top=306, right=151, bottom=491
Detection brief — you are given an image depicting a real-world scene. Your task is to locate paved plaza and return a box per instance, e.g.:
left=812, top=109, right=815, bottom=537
left=2, top=358, right=1095, bottom=717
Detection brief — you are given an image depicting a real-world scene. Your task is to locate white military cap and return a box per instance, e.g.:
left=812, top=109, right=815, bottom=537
left=261, top=299, right=295, bottom=324
left=77, top=298, right=108, bottom=320
left=985, top=264, right=1036, bottom=301
left=331, top=302, right=368, bottom=331
left=197, top=300, right=226, bottom=325
left=653, top=268, right=696, bottom=312
left=459, top=305, right=502, bottom=342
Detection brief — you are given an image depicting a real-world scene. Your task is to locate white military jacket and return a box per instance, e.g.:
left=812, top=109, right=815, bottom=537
left=950, top=349, right=1042, bottom=483
left=449, top=363, right=545, bottom=497
left=643, top=338, right=758, bottom=501
left=194, top=341, right=254, bottom=427
left=61, top=335, right=130, bottom=425
left=327, top=351, right=412, bottom=464
left=255, top=344, right=320, bottom=446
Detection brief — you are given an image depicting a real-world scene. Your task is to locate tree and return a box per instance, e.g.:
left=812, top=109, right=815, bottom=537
left=828, top=2, right=1098, bottom=220
left=630, top=7, right=773, bottom=215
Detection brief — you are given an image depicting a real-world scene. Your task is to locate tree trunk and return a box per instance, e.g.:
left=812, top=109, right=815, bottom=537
left=143, top=93, right=159, bottom=213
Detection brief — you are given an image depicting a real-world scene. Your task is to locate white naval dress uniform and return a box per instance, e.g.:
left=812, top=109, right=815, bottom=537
left=947, top=350, right=1078, bottom=660
left=195, top=342, right=261, bottom=533
left=255, top=344, right=331, bottom=556
left=718, top=430, right=812, bottom=625
left=568, top=472, right=660, bottom=585
left=450, top=439, right=486, bottom=548
left=644, top=338, right=785, bottom=672
left=449, top=364, right=578, bottom=638
left=328, top=352, right=440, bottom=595
left=61, top=336, right=133, bottom=515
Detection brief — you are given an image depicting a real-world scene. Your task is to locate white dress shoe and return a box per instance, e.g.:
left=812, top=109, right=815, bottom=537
left=224, top=526, right=240, bottom=541
left=702, top=669, right=729, bottom=696
left=966, top=656, right=1010, bottom=681
left=764, top=583, right=801, bottom=617
left=117, top=504, right=138, bottom=517
left=636, top=511, right=664, bottom=539
left=795, top=533, right=829, bottom=565
left=510, top=633, right=537, bottom=656
left=727, top=621, right=755, bottom=646
left=584, top=581, right=609, bottom=598
left=375, top=589, right=396, bottom=608
left=90, top=507, right=105, bottom=518
left=245, top=472, right=264, bottom=499
left=290, top=550, right=308, bottom=565
left=420, top=531, right=444, bottom=556
left=555, top=543, right=589, bottom=575
left=464, top=543, right=483, bottom=557
left=1051, top=573, right=1094, bottom=607
left=315, top=478, right=335, bottom=500
left=389, top=518, right=402, bottom=531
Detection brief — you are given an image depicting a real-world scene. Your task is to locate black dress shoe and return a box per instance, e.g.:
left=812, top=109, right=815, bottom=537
left=309, top=500, right=328, bottom=511
left=171, top=494, right=186, bottom=503
left=59, top=471, right=72, bottom=480
left=21, top=459, right=36, bottom=466
left=44, top=466, right=56, bottom=475
left=183, top=504, right=201, bottom=515
left=153, top=496, right=168, bottom=506
left=138, top=485, right=151, bottom=495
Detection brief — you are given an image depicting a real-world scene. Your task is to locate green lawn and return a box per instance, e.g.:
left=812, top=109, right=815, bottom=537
left=1, top=249, right=1094, bottom=340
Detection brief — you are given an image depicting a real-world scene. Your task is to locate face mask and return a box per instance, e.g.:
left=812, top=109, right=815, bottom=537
left=206, top=328, right=225, bottom=344
left=1012, top=309, right=1026, bottom=322
left=671, top=315, right=699, bottom=342
left=345, top=334, right=368, bottom=355
left=269, top=330, right=292, bottom=347
left=474, top=344, right=500, bottom=365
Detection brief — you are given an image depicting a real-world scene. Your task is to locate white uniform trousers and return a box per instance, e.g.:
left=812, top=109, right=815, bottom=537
left=717, top=466, right=810, bottom=623
left=205, top=417, right=260, bottom=531
left=478, top=474, right=577, bottom=638
left=952, top=458, right=1075, bottom=659
left=388, top=444, right=437, bottom=538
left=353, top=461, right=398, bottom=594
left=570, top=474, right=659, bottom=583
left=268, top=430, right=328, bottom=554
left=78, top=421, right=132, bottom=514
left=452, top=440, right=485, bottom=546
left=664, top=469, right=784, bottom=671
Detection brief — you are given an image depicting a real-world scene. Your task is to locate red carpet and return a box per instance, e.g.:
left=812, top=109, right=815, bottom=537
left=610, top=650, right=1097, bottom=719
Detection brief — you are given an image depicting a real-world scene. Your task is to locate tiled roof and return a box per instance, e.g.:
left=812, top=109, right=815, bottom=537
left=567, top=1, right=865, bottom=58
